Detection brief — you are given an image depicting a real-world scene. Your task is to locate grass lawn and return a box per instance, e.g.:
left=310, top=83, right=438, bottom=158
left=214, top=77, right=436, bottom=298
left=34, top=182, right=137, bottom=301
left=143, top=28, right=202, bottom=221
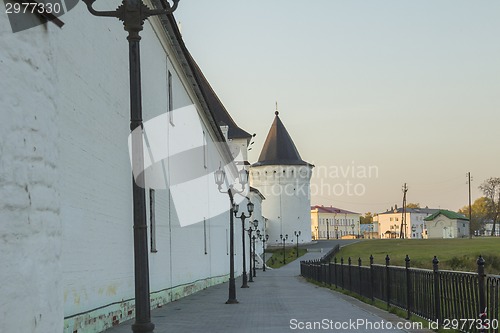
left=266, top=248, right=308, bottom=268
left=334, top=238, right=500, bottom=275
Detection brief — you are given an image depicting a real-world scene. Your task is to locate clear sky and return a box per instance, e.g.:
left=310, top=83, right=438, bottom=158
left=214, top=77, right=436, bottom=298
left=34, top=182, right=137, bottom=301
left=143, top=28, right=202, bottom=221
left=175, top=0, right=500, bottom=215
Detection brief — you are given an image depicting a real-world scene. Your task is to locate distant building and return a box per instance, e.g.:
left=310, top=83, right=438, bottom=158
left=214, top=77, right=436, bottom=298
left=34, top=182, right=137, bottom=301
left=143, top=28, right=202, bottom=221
left=250, top=111, right=314, bottom=245
left=424, top=210, right=470, bottom=239
left=374, top=206, right=439, bottom=239
left=360, top=223, right=379, bottom=239
left=482, top=222, right=500, bottom=236
left=311, top=206, right=361, bottom=239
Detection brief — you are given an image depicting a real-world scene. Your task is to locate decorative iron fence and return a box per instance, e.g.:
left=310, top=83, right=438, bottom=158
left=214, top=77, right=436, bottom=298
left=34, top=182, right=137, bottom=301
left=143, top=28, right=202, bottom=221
left=301, top=253, right=500, bottom=333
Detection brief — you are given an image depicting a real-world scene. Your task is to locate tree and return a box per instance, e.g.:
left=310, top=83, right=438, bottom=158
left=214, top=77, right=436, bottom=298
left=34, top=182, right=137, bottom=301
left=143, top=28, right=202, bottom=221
left=406, top=203, right=420, bottom=209
left=479, top=178, right=500, bottom=236
left=360, top=212, right=373, bottom=224
left=458, top=197, right=491, bottom=234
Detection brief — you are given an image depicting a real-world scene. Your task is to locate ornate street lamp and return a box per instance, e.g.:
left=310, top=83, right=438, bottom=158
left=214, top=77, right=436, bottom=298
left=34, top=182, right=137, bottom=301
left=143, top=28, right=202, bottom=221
left=234, top=200, right=254, bottom=288
left=279, top=234, right=288, bottom=265
left=246, top=219, right=258, bottom=282
left=258, top=234, right=269, bottom=272
left=314, top=225, right=318, bottom=240
left=253, top=229, right=259, bottom=278
left=294, top=231, right=301, bottom=258
left=351, top=223, right=355, bottom=237
left=82, top=1, right=179, bottom=332
left=335, top=225, right=339, bottom=239
left=214, top=166, right=249, bottom=304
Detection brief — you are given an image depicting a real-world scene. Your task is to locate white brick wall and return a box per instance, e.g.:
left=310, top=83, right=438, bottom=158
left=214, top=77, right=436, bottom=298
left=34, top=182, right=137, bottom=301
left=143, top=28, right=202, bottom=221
left=0, top=14, right=63, bottom=333
left=1, top=4, right=244, bottom=333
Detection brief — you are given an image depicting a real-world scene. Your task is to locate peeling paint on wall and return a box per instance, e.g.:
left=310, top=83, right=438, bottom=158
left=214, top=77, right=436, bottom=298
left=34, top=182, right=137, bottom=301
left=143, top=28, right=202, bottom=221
left=64, top=275, right=229, bottom=333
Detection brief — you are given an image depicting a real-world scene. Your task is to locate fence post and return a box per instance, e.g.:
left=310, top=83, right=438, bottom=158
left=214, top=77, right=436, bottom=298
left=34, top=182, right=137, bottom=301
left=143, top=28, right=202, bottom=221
left=385, top=255, right=390, bottom=308
left=477, top=255, right=486, bottom=333
left=348, top=257, right=352, bottom=292
left=358, top=257, right=362, bottom=296
left=405, top=254, right=411, bottom=320
left=433, top=256, right=440, bottom=324
left=328, top=262, right=332, bottom=286
left=370, top=255, right=374, bottom=302
left=341, top=257, right=344, bottom=290
left=334, top=257, right=338, bottom=289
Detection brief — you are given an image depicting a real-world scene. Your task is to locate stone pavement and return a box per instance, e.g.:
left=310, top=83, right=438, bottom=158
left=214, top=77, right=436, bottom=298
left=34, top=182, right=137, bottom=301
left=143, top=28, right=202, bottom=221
left=106, top=250, right=432, bottom=333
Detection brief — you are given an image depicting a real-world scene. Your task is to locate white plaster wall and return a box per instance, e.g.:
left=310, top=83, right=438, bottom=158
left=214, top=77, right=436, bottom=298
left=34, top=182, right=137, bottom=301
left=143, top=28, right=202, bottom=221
left=56, top=6, right=239, bottom=328
left=250, top=165, right=312, bottom=245
left=1, top=4, right=243, bottom=332
left=0, top=16, right=63, bottom=333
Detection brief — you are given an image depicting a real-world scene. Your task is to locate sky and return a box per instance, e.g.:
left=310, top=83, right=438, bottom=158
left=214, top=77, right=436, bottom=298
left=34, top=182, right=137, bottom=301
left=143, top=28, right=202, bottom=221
left=174, top=0, right=500, bottom=215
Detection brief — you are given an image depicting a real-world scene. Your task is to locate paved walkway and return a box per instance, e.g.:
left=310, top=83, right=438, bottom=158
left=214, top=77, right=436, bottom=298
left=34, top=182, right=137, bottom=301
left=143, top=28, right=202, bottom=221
left=107, top=250, right=432, bottom=333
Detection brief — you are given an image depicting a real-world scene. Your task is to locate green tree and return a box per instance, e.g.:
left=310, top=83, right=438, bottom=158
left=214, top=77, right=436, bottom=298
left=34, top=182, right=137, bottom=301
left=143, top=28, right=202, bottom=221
left=406, top=203, right=420, bottom=209
left=479, top=178, right=500, bottom=236
left=360, top=212, right=373, bottom=224
left=458, top=197, right=491, bottom=234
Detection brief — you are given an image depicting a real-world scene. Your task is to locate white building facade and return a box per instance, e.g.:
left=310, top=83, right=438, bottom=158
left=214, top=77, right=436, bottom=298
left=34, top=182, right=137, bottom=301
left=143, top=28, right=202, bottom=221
left=424, top=210, right=470, bottom=239
left=374, top=207, right=438, bottom=239
left=1, top=5, right=255, bottom=333
left=250, top=111, right=313, bottom=245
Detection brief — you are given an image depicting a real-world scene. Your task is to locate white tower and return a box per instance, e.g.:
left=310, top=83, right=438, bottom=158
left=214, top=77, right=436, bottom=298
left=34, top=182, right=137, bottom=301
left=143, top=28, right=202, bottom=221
left=250, top=110, right=314, bottom=245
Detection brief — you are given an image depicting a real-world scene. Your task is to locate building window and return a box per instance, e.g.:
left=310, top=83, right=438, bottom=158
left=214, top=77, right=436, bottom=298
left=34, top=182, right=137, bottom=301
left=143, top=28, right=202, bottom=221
left=168, top=71, right=173, bottom=125
left=149, top=189, right=157, bottom=253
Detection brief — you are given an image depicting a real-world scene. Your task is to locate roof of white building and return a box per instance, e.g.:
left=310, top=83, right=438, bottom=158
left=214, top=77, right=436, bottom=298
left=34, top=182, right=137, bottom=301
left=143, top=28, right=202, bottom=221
left=311, top=205, right=360, bottom=215
left=424, top=210, right=469, bottom=221
left=378, top=207, right=439, bottom=215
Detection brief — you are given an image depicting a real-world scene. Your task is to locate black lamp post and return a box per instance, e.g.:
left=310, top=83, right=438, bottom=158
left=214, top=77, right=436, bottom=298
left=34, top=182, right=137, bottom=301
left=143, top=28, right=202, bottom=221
left=259, top=234, right=269, bottom=271
left=246, top=219, right=258, bottom=282
left=215, top=166, right=249, bottom=304
left=351, top=223, right=355, bottom=238
left=335, top=225, right=339, bottom=239
left=252, top=230, right=258, bottom=278
left=234, top=200, right=254, bottom=288
left=82, top=1, right=179, bottom=332
left=246, top=227, right=254, bottom=283
left=326, top=218, right=330, bottom=240
left=279, top=234, right=288, bottom=265
left=294, top=231, right=301, bottom=258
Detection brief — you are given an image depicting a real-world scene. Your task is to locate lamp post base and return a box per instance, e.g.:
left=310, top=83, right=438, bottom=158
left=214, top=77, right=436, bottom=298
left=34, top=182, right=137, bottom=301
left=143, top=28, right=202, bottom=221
left=226, top=299, right=239, bottom=304
left=131, top=322, right=155, bottom=333
left=241, top=272, right=249, bottom=288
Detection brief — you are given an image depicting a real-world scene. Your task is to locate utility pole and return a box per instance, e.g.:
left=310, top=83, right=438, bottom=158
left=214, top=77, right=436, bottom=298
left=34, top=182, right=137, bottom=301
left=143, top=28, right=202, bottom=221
left=467, top=172, right=472, bottom=238
left=400, top=183, right=408, bottom=239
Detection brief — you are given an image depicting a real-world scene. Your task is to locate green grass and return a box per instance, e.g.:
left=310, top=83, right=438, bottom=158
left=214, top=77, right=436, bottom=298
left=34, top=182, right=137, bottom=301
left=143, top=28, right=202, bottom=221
left=334, top=238, right=500, bottom=274
left=266, top=248, right=308, bottom=268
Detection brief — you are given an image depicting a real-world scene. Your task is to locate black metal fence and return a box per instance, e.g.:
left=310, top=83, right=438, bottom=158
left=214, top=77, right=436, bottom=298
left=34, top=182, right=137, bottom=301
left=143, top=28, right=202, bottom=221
left=301, top=253, right=500, bottom=333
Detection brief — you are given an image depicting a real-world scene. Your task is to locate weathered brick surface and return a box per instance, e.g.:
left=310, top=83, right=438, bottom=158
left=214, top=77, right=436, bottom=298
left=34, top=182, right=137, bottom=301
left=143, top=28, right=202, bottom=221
left=0, top=13, right=62, bottom=333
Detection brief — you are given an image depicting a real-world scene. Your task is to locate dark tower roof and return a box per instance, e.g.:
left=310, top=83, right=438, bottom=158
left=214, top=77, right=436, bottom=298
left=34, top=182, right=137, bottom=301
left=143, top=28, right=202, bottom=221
left=252, top=111, right=311, bottom=167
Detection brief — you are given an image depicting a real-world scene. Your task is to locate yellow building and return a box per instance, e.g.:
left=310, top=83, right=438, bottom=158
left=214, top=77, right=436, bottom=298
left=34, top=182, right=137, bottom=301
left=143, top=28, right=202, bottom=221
left=311, top=205, right=361, bottom=240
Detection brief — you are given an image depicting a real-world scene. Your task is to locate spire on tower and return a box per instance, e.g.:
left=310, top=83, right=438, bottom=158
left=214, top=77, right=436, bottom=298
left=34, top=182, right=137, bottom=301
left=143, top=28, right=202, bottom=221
left=275, top=101, right=279, bottom=116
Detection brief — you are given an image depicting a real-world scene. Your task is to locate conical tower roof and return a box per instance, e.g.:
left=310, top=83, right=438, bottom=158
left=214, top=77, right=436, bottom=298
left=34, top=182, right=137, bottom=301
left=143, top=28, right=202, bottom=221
left=252, top=111, right=310, bottom=167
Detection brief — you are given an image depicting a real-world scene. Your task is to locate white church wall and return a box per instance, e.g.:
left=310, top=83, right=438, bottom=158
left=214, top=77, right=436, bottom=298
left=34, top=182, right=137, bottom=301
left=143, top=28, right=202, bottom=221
left=1, top=4, right=243, bottom=333
left=0, top=17, right=63, bottom=333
